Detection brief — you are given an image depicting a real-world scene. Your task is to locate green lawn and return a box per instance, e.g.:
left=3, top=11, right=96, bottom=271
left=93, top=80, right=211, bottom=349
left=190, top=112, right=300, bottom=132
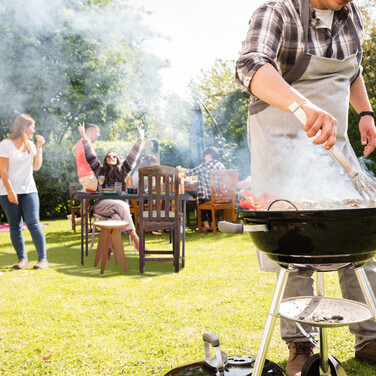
left=0, top=219, right=376, bottom=375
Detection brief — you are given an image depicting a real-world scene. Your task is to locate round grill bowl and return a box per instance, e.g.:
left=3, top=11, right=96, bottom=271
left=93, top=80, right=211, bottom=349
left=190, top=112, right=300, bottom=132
left=237, top=207, right=376, bottom=266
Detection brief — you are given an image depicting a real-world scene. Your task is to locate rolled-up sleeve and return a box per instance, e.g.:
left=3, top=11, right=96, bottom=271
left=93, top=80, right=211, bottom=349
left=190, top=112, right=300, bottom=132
left=235, top=4, right=285, bottom=94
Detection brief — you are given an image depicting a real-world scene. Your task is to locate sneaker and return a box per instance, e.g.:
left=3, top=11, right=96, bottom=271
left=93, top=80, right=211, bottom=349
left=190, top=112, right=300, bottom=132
left=33, top=259, right=49, bottom=270
left=355, top=341, right=376, bottom=363
left=12, top=259, right=30, bottom=269
left=152, top=231, right=162, bottom=235
left=83, top=228, right=99, bottom=236
left=286, top=342, right=315, bottom=376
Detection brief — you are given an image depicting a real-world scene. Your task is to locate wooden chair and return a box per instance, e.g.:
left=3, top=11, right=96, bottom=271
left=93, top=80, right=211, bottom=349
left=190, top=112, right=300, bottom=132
left=125, top=176, right=139, bottom=233
left=197, top=170, right=239, bottom=235
left=93, top=220, right=128, bottom=275
left=138, top=165, right=180, bottom=273
left=68, top=182, right=82, bottom=232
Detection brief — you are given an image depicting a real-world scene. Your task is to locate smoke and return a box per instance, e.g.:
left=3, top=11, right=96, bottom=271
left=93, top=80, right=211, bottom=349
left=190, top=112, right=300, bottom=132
left=0, top=0, right=162, bottom=141
left=250, top=130, right=362, bottom=202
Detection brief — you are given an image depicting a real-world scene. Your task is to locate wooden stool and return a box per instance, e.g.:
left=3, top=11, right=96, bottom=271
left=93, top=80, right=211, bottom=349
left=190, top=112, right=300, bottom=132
left=93, top=220, right=128, bottom=274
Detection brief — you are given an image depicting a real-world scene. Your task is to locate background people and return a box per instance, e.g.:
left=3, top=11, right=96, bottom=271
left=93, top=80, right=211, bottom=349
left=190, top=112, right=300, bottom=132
left=78, top=124, right=143, bottom=251
left=236, top=0, right=376, bottom=374
left=75, top=123, right=100, bottom=192
left=0, top=115, right=48, bottom=269
left=180, top=146, right=224, bottom=231
left=75, top=123, right=100, bottom=233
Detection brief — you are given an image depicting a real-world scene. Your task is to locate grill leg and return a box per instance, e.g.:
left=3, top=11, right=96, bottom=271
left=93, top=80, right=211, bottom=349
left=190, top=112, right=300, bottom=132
left=316, top=272, right=330, bottom=375
left=355, top=266, right=376, bottom=323
left=252, top=267, right=289, bottom=376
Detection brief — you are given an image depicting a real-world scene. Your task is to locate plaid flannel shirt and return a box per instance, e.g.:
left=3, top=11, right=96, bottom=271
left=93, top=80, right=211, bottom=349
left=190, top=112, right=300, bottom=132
left=186, top=160, right=225, bottom=203
left=235, top=0, right=363, bottom=101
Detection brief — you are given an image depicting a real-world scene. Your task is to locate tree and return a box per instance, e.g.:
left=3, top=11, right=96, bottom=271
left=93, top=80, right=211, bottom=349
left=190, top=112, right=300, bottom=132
left=0, top=0, right=165, bottom=144
left=0, top=0, right=168, bottom=220
left=189, top=59, right=250, bottom=178
left=348, top=3, right=376, bottom=173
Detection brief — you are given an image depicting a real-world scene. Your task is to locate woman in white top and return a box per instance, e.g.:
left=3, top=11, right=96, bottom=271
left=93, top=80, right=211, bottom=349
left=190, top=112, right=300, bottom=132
left=0, top=115, right=48, bottom=269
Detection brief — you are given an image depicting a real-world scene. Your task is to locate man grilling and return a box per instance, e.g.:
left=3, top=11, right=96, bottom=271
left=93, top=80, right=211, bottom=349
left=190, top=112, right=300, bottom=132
left=236, top=0, right=376, bottom=375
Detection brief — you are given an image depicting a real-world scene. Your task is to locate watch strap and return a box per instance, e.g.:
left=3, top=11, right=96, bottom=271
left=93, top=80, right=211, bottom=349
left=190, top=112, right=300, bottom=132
left=359, top=111, right=374, bottom=118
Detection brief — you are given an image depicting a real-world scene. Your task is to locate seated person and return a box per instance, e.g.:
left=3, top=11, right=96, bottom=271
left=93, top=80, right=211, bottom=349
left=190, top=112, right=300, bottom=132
left=181, top=147, right=225, bottom=231
left=78, top=124, right=143, bottom=251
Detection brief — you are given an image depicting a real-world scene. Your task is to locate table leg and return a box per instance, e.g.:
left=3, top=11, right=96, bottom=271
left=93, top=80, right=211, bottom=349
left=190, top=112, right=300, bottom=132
left=80, top=198, right=85, bottom=265
left=182, top=200, right=186, bottom=268
left=84, top=198, right=89, bottom=257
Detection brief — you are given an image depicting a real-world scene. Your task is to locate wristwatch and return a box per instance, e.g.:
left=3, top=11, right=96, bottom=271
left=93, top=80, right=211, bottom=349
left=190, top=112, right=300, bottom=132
left=359, top=111, right=374, bottom=118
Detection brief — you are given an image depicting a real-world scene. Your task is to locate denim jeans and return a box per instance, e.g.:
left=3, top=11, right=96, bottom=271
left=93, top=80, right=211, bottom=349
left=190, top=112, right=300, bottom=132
left=0, top=192, right=47, bottom=261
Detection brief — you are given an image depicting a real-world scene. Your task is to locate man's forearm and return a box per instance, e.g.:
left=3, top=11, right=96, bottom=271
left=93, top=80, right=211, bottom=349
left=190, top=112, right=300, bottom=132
left=250, top=63, right=309, bottom=112
left=349, top=75, right=373, bottom=113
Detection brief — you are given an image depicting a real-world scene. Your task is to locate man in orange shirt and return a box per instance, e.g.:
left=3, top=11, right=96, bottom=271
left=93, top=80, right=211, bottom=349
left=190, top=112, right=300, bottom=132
left=75, top=123, right=100, bottom=233
left=75, top=123, right=100, bottom=191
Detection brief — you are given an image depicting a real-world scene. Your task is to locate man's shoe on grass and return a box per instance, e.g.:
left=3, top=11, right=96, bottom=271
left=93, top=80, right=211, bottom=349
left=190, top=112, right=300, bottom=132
left=33, top=259, right=49, bottom=270
left=355, top=341, right=376, bottom=363
left=286, top=341, right=315, bottom=376
left=12, top=258, right=30, bottom=269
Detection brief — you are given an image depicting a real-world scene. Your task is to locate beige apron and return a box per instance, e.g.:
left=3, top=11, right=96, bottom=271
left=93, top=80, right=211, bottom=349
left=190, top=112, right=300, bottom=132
left=248, top=0, right=362, bottom=271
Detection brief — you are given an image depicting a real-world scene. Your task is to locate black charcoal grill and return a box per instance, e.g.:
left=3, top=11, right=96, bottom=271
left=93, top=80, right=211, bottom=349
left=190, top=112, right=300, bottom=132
left=217, top=203, right=376, bottom=375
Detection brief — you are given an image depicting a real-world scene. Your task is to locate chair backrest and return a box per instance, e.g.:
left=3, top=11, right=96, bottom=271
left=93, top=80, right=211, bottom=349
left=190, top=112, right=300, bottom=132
left=210, top=170, right=239, bottom=204
left=69, top=182, right=82, bottom=207
left=138, top=165, right=180, bottom=226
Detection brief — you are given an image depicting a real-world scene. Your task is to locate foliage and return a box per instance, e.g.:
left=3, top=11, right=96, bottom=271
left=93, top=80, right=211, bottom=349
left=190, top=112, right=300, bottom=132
left=159, top=94, right=191, bottom=144
left=0, top=220, right=375, bottom=375
left=159, top=140, right=190, bottom=168
left=0, top=0, right=164, bottom=144
left=190, top=59, right=238, bottom=115
left=190, top=60, right=250, bottom=178
left=350, top=21, right=376, bottom=175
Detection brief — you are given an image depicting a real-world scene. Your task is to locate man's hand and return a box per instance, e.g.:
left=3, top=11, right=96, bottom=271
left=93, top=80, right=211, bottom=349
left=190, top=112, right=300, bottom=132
left=78, top=122, right=87, bottom=140
left=300, top=102, right=337, bottom=150
left=137, top=124, right=145, bottom=141
left=359, top=116, right=376, bottom=157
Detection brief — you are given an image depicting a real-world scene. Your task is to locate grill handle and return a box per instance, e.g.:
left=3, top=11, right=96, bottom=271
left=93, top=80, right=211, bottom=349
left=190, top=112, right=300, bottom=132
left=218, top=221, right=268, bottom=233
left=203, top=332, right=228, bottom=371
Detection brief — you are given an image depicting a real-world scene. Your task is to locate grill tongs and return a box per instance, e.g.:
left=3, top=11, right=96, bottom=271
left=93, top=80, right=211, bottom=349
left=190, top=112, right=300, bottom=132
left=289, top=102, right=376, bottom=200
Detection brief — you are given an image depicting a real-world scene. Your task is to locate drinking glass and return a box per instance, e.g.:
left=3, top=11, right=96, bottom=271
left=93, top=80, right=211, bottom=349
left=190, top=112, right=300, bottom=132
left=98, top=175, right=105, bottom=192
left=115, top=182, right=122, bottom=193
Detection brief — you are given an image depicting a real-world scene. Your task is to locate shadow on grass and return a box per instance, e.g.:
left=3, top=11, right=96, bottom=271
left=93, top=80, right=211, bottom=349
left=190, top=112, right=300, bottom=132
left=53, top=230, right=182, bottom=279
left=0, top=221, right=231, bottom=278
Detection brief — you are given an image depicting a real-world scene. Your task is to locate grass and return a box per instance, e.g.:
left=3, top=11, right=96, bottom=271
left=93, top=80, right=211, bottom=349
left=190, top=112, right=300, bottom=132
left=0, top=218, right=376, bottom=375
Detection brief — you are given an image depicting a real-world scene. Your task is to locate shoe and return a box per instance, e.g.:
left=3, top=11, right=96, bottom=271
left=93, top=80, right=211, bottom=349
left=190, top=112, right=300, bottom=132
left=84, top=228, right=99, bottom=236
left=152, top=231, right=162, bottom=235
left=286, top=342, right=315, bottom=376
left=33, top=259, right=49, bottom=269
left=195, top=227, right=211, bottom=233
left=12, top=259, right=30, bottom=269
left=355, top=341, right=376, bottom=363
